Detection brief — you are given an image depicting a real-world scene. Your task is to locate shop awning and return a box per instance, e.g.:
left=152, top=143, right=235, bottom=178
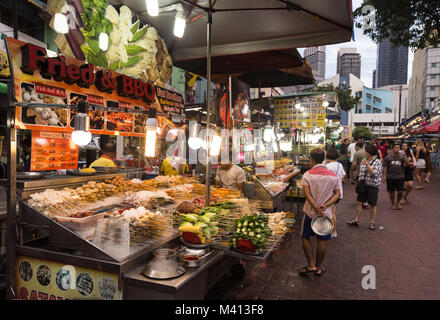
left=123, top=0, right=353, bottom=61
left=413, top=119, right=440, bottom=134
left=174, top=48, right=314, bottom=86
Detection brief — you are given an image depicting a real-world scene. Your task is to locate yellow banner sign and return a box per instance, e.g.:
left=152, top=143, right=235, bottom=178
left=16, top=256, right=122, bottom=300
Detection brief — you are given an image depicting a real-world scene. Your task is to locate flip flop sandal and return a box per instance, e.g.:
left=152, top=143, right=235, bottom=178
left=369, top=223, right=376, bottom=230
left=346, top=220, right=359, bottom=226
left=396, top=205, right=403, bottom=210
left=299, top=266, right=316, bottom=276
left=315, top=267, right=327, bottom=276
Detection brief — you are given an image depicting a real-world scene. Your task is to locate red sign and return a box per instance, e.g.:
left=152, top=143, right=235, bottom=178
left=88, top=94, right=104, bottom=105
left=35, top=83, right=66, bottom=98
left=30, top=131, right=78, bottom=171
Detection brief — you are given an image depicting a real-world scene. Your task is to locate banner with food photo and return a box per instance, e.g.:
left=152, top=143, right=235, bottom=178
left=46, top=0, right=173, bottom=88
left=6, top=37, right=178, bottom=137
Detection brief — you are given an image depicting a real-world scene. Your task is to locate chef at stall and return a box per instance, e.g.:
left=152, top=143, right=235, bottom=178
left=89, top=142, right=116, bottom=168
left=215, top=151, right=246, bottom=191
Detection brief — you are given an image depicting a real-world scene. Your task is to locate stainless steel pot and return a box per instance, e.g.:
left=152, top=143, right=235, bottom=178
left=142, top=248, right=186, bottom=279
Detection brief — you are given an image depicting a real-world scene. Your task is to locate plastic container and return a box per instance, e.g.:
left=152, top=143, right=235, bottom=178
left=55, top=213, right=105, bottom=239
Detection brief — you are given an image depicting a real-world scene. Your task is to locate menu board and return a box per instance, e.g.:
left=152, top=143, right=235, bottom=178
left=30, top=131, right=78, bottom=171
left=156, top=87, right=185, bottom=117
left=274, top=97, right=327, bottom=129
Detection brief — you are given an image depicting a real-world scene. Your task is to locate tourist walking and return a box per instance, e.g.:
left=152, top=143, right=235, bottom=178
left=414, top=139, right=426, bottom=189
left=337, top=142, right=350, bottom=183
left=401, top=143, right=416, bottom=205
left=347, top=144, right=382, bottom=230
left=324, top=148, right=345, bottom=238
left=299, top=148, right=340, bottom=277
left=347, top=139, right=357, bottom=181
left=351, top=142, right=366, bottom=183
left=383, top=143, right=410, bottom=210
left=424, top=142, right=433, bottom=184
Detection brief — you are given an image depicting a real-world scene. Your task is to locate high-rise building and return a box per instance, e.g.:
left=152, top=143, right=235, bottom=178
left=376, top=38, right=408, bottom=87
left=372, top=69, right=376, bottom=88
left=304, top=46, right=326, bottom=82
left=336, top=48, right=361, bottom=79
left=408, top=47, right=440, bottom=118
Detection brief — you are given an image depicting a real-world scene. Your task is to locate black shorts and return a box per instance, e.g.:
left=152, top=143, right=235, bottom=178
left=386, top=179, right=404, bottom=192
left=356, top=185, right=379, bottom=206
left=404, top=167, right=414, bottom=182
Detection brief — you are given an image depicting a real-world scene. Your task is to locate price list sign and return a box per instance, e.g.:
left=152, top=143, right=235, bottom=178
left=30, top=131, right=78, bottom=171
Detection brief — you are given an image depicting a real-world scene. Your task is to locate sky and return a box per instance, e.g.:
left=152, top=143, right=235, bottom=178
left=299, top=0, right=413, bottom=88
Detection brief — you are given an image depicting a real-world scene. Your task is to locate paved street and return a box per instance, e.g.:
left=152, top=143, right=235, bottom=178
left=209, top=171, right=440, bottom=300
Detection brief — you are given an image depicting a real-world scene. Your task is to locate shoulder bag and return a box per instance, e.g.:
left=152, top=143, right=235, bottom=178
left=355, top=159, right=377, bottom=194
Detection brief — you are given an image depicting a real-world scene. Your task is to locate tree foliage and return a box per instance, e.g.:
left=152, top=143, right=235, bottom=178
left=354, top=0, right=440, bottom=49
left=302, top=84, right=360, bottom=112
left=352, top=126, right=373, bottom=141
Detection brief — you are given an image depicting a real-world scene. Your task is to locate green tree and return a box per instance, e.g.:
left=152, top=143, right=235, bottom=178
left=301, top=84, right=359, bottom=112
left=354, top=0, right=440, bottom=49
left=335, top=86, right=361, bottom=112
left=352, top=126, right=373, bottom=141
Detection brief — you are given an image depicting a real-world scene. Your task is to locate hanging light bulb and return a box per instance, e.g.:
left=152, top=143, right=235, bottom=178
left=99, top=32, right=109, bottom=51
left=210, top=134, right=222, bottom=156
left=173, top=13, right=186, bottom=38
left=72, top=101, right=91, bottom=146
left=188, top=121, right=202, bottom=150
left=72, top=130, right=92, bottom=146
left=145, top=117, right=158, bottom=157
left=323, top=100, right=329, bottom=107
left=146, top=0, right=159, bottom=16
left=54, top=13, right=69, bottom=34
left=263, top=125, right=274, bottom=142
left=295, top=103, right=301, bottom=110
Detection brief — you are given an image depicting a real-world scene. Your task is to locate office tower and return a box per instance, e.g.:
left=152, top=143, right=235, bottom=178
left=336, top=48, right=361, bottom=79
left=376, top=38, right=408, bottom=87
left=304, top=46, right=326, bottom=82
left=372, top=69, right=376, bottom=88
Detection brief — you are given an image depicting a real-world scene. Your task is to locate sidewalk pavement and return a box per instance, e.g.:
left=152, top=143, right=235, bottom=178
left=209, top=172, right=440, bottom=300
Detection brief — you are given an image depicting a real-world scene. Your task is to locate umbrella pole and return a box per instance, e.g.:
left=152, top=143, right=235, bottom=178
left=205, top=0, right=212, bottom=206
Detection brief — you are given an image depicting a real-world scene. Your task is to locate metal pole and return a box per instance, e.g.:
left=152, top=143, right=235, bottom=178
left=13, top=1, right=18, bottom=39
left=6, top=102, right=17, bottom=299
left=205, top=0, right=212, bottom=205
left=398, top=85, right=402, bottom=133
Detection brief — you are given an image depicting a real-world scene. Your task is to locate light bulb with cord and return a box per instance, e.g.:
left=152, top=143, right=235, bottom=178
left=72, top=100, right=91, bottom=146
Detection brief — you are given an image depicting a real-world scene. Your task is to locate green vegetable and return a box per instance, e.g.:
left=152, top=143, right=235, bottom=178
left=237, top=223, right=242, bottom=228
left=182, top=214, right=198, bottom=223
left=131, top=20, right=140, bottom=33
left=110, top=56, right=143, bottom=70
left=130, top=26, right=148, bottom=42
left=194, top=222, right=208, bottom=229
left=200, top=216, right=210, bottom=224
left=125, top=45, right=144, bottom=55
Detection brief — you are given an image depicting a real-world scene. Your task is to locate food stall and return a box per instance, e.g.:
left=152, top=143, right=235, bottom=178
left=1, top=36, right=293, bottom=300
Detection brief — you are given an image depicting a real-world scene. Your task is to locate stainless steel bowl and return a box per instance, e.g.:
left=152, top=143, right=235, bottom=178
left=92, top=166, right=119, bottom=173
left=17, top=172, right=46, bottom=180
left=311, top=215, right=333, bottom=236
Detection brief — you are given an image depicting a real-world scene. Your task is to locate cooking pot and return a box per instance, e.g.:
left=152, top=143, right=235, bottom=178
left=142, top=248, right=186, bottom=279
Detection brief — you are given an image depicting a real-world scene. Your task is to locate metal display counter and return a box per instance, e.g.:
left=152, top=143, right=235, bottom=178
left=14, top=174, right=243, bottom=300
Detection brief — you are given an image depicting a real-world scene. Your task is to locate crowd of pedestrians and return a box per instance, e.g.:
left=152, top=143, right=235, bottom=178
left=299, top=138, right=437, bottom=277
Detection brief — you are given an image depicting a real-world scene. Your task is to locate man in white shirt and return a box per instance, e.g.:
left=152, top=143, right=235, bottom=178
left=215, top=161, right=246, bottom=191
left=347, top=139, right=358, bottom=182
